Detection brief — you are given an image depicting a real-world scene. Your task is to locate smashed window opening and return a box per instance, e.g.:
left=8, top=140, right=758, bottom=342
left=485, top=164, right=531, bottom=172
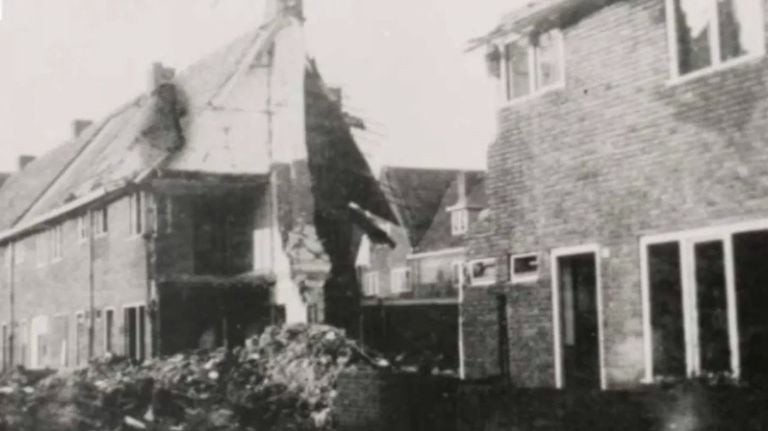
left=124, top=305, right=147, bottom=362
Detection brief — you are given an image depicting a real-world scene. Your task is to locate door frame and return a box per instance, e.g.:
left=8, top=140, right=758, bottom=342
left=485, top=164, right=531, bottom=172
left=550, top=244, right=606, bottom=390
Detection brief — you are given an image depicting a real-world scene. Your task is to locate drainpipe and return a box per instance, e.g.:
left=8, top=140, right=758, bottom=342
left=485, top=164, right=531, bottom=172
left=88, top=209, right=96, bottom=360
left=144, top=190, right=159, bottom=358
left=8, top=242, right=16, bottom=367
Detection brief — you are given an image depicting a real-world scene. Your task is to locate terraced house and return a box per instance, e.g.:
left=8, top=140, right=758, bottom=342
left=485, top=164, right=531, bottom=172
left=0, top=0, right=394, bottom=371
left=464, top=0, right=768, bottom=389
left=356, top=167, right=486, bottom=371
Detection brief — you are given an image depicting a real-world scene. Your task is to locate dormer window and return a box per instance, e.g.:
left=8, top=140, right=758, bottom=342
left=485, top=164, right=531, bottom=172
left=451, top=209, right=469, bottom=235
left=501, top=29, right=564, bottom=102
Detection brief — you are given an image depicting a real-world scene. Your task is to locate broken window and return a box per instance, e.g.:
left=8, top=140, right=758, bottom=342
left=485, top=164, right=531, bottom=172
left=671, top=0, right=764, bottom=77
left=534, top=31, right=563, bottom=88
left=648, top=242, right=686, bottom=378
left=509, top=253, right=540, bottom=284
left=694, top=240, right=730, bottom=373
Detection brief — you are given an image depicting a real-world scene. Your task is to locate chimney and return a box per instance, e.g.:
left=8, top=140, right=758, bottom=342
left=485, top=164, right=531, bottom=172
left=150, top=62, right=175, bottom=91
left=18, top=155, right=36, bottom=170
left=72, top=119, right=93, bottom=138
left=264, top=0, right=304, bottom=21
left=456, top=171, right=467, bottom=207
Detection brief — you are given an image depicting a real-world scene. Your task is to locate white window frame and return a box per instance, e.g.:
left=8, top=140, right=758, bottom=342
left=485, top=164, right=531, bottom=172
left=128, top=192, right=145, bottom=237
left=666, top=0, right=766, bottom=83
left=509, top=252, right=540, bottom=284
left=451, top=209, right=469, bottom=236
left=364, top=271, right=380, bottom=296
left=638, top=219, right=768, bottom=383
left=550, top=244, right=606, bottom=390
left=451, top=260, right=465, bottom=288
left=93, top=207, right=108, bottom=237
left=77, top=214, right=89, bottom=243
left=499, top=29, right=565, bottom=104
left=50, top=223, right=63, bottom=262
left=468, top=258, right=497, bottom=287
left=390, top=267, right=411, bottom=294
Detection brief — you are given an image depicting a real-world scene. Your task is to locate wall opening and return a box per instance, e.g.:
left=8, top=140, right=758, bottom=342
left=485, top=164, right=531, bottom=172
left=556, top=252, right=600, bottom=388
left=648, top=242, right=686, bottom=378
left=734, top=229, right=768, bottom=385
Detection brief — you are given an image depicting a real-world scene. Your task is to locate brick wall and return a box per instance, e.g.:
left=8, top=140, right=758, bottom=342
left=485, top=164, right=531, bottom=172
left=465, top=0, right=768, bottom=387
left=0, top=194, right=148, bottom=369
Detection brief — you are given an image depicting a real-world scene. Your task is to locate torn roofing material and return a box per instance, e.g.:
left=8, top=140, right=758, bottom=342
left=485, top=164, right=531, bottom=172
left=2, top=19, right=286, bottom=232
left=469, top=0, right=623, bottom=49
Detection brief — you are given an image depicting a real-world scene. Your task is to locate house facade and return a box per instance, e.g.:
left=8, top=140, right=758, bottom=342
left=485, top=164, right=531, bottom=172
left=357, top=167, right=486, bottom=371
left=464, top=0, right=768, bottom=389
left=0, top=0, right=392, bottom=371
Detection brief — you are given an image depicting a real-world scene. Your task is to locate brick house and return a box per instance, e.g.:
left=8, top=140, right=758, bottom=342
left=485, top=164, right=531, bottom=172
left=356, top=167, right=486, bottom=371
left=464, top=0, right=768, bottom=389
left=0, top=0, right=393, bottom=370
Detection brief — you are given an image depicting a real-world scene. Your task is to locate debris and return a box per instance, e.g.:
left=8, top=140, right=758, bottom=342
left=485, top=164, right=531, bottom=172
left=0, top=323, right=383, bottom=431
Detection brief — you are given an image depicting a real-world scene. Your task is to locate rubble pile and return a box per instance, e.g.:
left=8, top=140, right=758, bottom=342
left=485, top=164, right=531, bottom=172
left=0, top=324, right=379, bottom=431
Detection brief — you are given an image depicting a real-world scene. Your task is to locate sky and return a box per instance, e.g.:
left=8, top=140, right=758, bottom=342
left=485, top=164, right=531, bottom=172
left=0, top=0, right=518, bottom=173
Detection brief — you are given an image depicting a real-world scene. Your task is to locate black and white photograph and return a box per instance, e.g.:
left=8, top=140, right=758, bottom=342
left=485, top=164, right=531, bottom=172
left=2, top=0, right=768, bottom=429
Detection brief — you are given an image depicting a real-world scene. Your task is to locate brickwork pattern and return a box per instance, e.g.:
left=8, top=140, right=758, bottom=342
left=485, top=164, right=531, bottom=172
left=465, top=0, right=768, bottom=387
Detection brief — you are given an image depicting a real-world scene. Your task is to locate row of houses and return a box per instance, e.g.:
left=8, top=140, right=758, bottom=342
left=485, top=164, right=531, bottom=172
left=4, top=0, right=768, bottom=393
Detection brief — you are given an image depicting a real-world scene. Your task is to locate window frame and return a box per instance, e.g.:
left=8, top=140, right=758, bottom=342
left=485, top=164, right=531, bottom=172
left=93, top=207, right=109, bottom=237
left=128, top=192, right=145, bottom=237
left=450, top=209, right=469, bottom=236
left=499, top=28, right=565, bottom=104
left=50, top=224, right=63, bottom=262
left=638, top=218, right=768, bottom=383
left=509, top=252, right=540, bottom=284
left=77, top=214, right=89, bottom=243
left=390, top=267, right=411, bottom=294
left=468, top=258, right=498, bottom=287
left=666, top=0, right=766, bottom=83
left=364, top=271, right=380, bottom=296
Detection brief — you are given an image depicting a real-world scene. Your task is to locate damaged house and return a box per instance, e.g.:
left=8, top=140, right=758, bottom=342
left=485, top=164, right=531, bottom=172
left=464, top=0, right=768, bottom=389
left=0, top=0, right=395, bottom=370
left=356, top=167, right=486, bottom=372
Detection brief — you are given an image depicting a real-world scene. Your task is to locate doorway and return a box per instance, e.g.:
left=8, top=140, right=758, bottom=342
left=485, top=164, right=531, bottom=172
left=552, top=247, right=603, bottom=389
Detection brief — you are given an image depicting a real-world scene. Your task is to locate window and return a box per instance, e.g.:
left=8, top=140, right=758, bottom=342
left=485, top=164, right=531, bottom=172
left=642, top=223, right=768, bottom=383
left=468, top=258, right=497, bottom=286
left=510, top=253, right=540, bottom=284
left=253, top=228, right=271, bottom=271
left=363, top=271, right=380, bottom=296
left=157, top=195, right=174, bottom=233
left=390, top=267, right=411, bottom=294
left=451, top=261, right=465, bottom=287
left=451, top=209, right=469, bottom=235
left=501, top=29, right=564, bottom=102
left=78, top=214, right=89, bottom=242
left=93, top=207, right=108, bottom=236
left=50, top=224, right=63, bottom=261
left=104, top=309, right=115, bottom=353
left=668, top=0, right=764, bottom=78
left=129, top=193, right=144, bottom=236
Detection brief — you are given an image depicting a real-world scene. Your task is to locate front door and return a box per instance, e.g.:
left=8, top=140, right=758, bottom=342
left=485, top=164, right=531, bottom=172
left=555, top=251, right=601, bottom=388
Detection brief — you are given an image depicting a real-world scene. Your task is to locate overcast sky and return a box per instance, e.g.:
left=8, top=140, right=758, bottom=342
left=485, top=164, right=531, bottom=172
left=0, top=0, right=517, bottom=173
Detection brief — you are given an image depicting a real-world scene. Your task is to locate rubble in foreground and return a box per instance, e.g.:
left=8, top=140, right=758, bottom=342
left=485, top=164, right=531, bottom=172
left=0, top=324, right=383, bottom=431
